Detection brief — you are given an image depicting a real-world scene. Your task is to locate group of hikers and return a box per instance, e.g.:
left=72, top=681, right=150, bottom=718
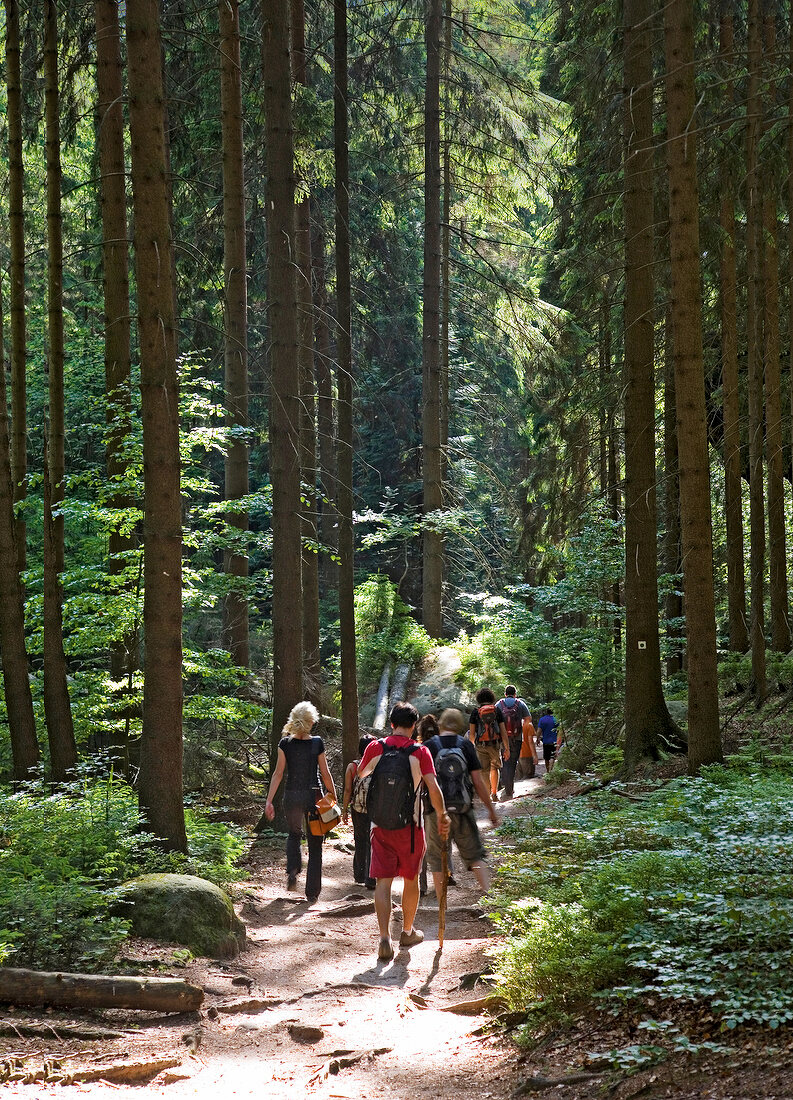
left=264, top=688, right=561, bottom=961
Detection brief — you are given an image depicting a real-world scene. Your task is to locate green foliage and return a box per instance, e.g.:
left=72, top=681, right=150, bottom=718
left=489, top=766, right=793, bottom=1035
left=0, top=770, right=244, bottom=971
left=354, top=575, right=433, bottom=688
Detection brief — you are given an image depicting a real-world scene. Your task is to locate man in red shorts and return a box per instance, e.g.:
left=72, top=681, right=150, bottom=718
left=358, top=701, right=450, bottom=962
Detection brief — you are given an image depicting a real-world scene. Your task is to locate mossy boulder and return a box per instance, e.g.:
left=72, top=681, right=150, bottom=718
left=117, top=873, right=246, bottom=959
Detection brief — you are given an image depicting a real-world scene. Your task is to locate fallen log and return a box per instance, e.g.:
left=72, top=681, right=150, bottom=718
left=0, top=968, right=204, bottom=1013
left=389, top=663, right=411, bottom=707
left=65, top=1056, right=183, bottom=1085
left=0, top=1021, right=128, bottom=1041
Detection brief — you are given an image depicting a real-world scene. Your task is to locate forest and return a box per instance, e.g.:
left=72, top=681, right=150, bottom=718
left=1, top=0, right=793, bottom=1089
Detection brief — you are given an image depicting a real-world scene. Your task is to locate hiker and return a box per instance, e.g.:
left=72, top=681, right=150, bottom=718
left=341, top=734, right=377, bottom=890
left=416, top=714, right=455, bottom=893
left=357, top=701, right=450, bottom=961
left=497, top=686, right=537, bottom=800
left=537, top=706, right=560, bottom=773
left=264, top=701, right=337, bottom=903
left=424, top=708, right=499, bottom=893
left=516, top=708, right=538, bottom=781
left=468, top=687, right=510, bottom=799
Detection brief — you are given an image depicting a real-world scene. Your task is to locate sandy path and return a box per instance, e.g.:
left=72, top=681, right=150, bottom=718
left=0, top=774, right=544, bottom=1099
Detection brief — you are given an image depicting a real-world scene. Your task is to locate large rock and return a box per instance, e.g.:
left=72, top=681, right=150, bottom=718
left=117, top=874, right=246, bottom=959
left=410, top=646, right=471, bottom=717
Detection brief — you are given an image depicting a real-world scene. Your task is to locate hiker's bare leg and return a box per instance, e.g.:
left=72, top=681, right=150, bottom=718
left=470, top=861, right=491, bottom=891
left=401, top=875, right=420, bottom=934
left=374, top=878, right=393, bottom=938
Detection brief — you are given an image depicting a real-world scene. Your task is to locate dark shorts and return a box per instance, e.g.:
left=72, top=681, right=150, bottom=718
left=424, top=809, right=486, bottom=871
left=370, top=824, right=425, bottom=881
left=543, top=743, right=556, bottom=765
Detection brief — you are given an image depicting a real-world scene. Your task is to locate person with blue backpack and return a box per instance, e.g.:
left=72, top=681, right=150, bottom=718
left=357, top=702, right=450, bottom=962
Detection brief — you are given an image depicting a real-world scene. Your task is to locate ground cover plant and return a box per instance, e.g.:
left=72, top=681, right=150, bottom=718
left=488, top=756, right=793, bottom=1047
left=0, top=767, right=245, bottom=971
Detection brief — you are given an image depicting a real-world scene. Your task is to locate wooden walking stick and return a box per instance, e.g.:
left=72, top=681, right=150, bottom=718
left=438, top=837, right=449, bottom=949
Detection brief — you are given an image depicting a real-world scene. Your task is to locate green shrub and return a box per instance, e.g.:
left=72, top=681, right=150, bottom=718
left=0, top=771, right=244, bottom=970
left=488, top=767, right=793, bottom=1034
left=354, top=575, right=433, bottom=687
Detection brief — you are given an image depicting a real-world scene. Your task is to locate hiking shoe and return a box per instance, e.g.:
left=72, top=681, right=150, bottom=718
left=306, top=895, right=318, bottom=905
left=378, top=937, right=394, bottom=961
left=447, top=875, right=457, bottom=887
left=399, top=928, right=424, bottom=949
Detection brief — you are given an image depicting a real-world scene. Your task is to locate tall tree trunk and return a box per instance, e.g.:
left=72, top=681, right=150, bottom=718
left=127, top=0, right=186, bottom=852
left=96, top=0, right=135, bottom=772
left=220, top=0, right=250, bottom=668
left=334, top=0, right=359, bottom=768
left=663, top=0, right=721, bottom=769
left=292, top=0, right=320, bottom=696
left=263, top=0, right=304, bottom=752
left=422, top=0, right=443, bottom=639
left=622, top=0, right=676, bottom=769
left=6, top=0, right=26, bottom=570
left=311, top=212, right=338, bottom=597
left=42, top=449, right=76, bottom=780
left=719, top=12, right=748, bottom=654
left=439, top=0, right=452, bottom=486
left=44, top=0, right=65, bottom=575
left=746, top=0, right=766, bottom=699
left=0, top=287, right=39, bottom=780
left=663, top=308, right=682, bottom=677
left=43, top=0, right=76, bottom=779
left=762, top=14, right=789, bottom=653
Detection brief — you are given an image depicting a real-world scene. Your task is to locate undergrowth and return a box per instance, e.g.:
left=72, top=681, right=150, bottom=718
left=0, top=766, right=245, bottom=970
left=488, top=754, right=793, bottom=1040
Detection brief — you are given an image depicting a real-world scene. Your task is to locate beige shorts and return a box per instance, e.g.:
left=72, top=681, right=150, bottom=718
left=425, top=809, right=487, bottom=871
left=476, top=741, right=502, bottom=772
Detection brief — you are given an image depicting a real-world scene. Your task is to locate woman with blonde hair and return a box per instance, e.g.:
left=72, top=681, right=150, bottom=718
left=264, top=701, right=337, bottom=903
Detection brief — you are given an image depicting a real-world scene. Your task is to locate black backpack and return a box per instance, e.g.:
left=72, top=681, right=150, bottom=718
left=430, top=735, right=472, bottom=814
left=366, top=742, right=419, bottom=830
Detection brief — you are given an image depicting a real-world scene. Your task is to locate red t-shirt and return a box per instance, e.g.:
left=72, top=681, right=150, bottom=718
left=359, top=733, right=435, bottom=777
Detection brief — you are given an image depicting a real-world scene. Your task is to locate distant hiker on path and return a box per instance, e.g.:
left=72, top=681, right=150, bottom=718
left=264, top=701, right=337, bottom=904
left=468, top=687, right=510, bottom=799
left=416, top=714, right=455, bottom=892
left=537, top=706, right=560, bottom=773
left=424, top=708, right=499, bottom=893
left=357, top=702, right=450, bottom=962
left=497, top=686, right=537, bottom=800
left=342, top=734, right=377, bottom=890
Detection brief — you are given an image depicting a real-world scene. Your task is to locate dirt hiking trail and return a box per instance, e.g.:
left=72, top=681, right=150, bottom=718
left=0, top=778, right=543, bottom=1099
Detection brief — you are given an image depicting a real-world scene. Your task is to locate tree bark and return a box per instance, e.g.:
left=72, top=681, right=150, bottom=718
left=95, top=0, right=135, bottom=771
left=127, top=0, right=186, bottom=852
left=439, top=0, right=452, bottom=487
left=718, top=13, right=748, bottom=655
left=622, top=0, right=676, bottom=768
left=220, top=0, right=250, bottom=669
left=663, top=307, right=682, bottom=678
left=663, top=0, right=721, bottom=769
left=762, top=14, right=789, bottom=653
left=292, top=0, right=320, bottom=696
left=6, top=0, right=26, bottom=569
left=0, top=969, right=203, bottom=1013
left=42, top=0, right=77, bottom=781
left=422, top=0, right=444, bottom=640
left=42, top=450, right=77, bottom=780
left=263, top=0, right=304, bottom=751
left=334, top=0, right=360, bottom=768
left=0, top=286, right=39, bottom=780
left=746, top=0, right=766, bottom=699
left=311, top=212, right=338, bottom=597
